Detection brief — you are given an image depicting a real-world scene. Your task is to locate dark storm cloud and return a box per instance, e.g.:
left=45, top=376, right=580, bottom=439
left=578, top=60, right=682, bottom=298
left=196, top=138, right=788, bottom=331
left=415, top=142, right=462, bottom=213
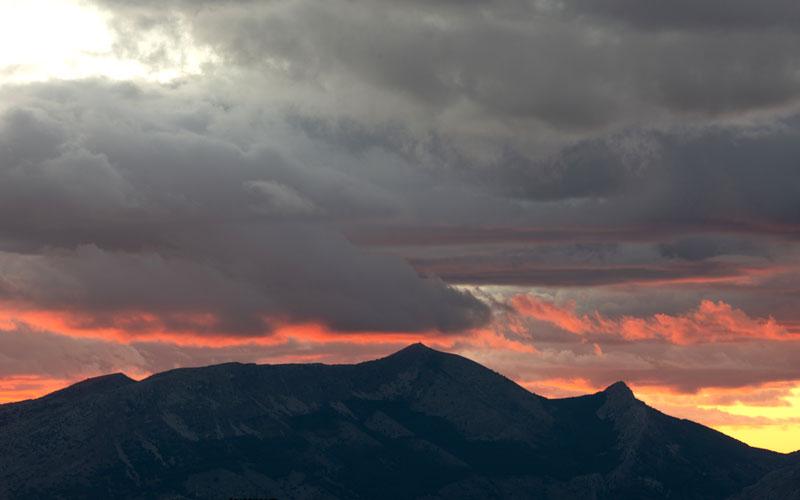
left=476, top=123, right=800, bottom=228
left=285, top=113, right=460, bottom=170
left=563, top=0, right=800, bottom=31
left=94, top=0, right=800, bottom=129
left=629, top=125, right=800, bottom=228
left=558, top=122, right=800, bottom=227
left=289, top=112, right=636, bottom=200
left=345, top=226, right=662, bottom=247
left=658, top=236, right=765, bottom=262
left=325, top=119, right=800, bottom=236
left=0, top=82, right=489, bottom=335
left=347, top=224, right=800, bottom=249
left=83, top=0, right=800, bottom=233
left=411, top=258, right=751, bottom=287
left=286, top=105, right=800, bottom=230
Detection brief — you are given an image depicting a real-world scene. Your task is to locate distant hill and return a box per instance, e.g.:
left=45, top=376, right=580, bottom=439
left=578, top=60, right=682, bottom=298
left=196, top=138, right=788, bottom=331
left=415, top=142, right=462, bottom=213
left=0, top=343, right=793, bottom=499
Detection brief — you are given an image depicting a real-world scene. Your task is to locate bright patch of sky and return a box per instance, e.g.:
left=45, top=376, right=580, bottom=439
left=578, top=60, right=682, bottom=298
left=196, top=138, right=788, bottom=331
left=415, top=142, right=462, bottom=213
left=0, top=0, right=212, bottom=83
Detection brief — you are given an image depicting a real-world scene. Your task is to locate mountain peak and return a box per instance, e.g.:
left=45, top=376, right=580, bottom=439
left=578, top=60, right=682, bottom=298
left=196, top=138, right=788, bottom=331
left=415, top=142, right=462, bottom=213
left=603, top=381, right=635, bottom=399
left=385, top=342, right=439, bottom=359
left=400, top=341, right=434, bottom=352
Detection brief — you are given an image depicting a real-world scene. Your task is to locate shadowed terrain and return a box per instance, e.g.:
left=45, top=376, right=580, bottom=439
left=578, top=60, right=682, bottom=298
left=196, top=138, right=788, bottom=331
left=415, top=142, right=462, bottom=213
left=0, top=344, right=793, bottom=499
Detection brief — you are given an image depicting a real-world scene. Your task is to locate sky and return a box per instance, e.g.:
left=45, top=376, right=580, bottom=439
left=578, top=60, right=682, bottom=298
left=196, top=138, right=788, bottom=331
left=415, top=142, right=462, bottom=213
left=1, top=0, right=800, bottom=453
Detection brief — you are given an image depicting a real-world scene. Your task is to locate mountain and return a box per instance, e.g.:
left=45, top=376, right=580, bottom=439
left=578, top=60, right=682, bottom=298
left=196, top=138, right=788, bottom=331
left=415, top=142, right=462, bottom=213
left=0, top=343, right=792, bottom=499
left=733, top=451, right=800, bottom=500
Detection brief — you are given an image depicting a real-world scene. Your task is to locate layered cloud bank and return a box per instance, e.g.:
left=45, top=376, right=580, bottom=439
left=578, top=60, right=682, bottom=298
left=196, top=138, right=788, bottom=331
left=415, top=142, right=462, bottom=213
left=2, top=0, right=800, bottom=452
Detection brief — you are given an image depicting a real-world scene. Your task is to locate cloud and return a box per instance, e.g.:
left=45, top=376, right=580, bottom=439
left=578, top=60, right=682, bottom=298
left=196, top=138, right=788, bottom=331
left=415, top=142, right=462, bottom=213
left=0, top=323, right=147, bottom=380
left=658, top=236, right=765, bottom=261
left=0, top=82, right=489, bottom=336
left=511, top=295, right=791, bottom=344
left=93, top=0, right=800, bottom=131
left=243, top=180, right=319, bottom=216
left=68, top=0, right=800, bottom=236
left=412, top=257, right=764, bottom=287
left=561, top=0, right=800, bottom=31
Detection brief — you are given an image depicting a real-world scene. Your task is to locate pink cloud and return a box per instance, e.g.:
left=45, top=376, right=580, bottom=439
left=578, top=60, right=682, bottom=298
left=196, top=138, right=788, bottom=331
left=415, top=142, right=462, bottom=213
left=512, top=295, right=792, bottom=344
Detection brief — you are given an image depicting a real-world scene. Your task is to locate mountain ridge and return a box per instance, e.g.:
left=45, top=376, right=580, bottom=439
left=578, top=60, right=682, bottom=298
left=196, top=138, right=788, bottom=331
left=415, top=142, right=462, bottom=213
left=0, top=343, right=793, bottom=499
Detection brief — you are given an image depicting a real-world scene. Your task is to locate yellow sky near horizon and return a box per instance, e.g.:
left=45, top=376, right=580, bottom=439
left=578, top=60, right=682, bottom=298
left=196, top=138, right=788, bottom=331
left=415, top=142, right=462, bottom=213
left=638, top=386, right=800, bottom=454
left=519, top=377, right=800, bottom=454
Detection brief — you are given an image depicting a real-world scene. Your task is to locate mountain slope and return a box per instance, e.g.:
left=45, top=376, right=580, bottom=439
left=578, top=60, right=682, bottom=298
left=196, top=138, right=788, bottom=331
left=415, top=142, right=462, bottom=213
left=542, top=382, right=787, bottom=499
left=0, top=343, right=789, bottom=499
left=733, top=451, right=800, bottom=500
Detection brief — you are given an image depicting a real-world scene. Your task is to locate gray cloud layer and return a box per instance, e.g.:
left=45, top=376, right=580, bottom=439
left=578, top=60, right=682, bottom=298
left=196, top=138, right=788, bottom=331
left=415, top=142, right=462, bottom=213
left=0, top=82, right=488, bottom=335
left=98, top=0, right=800, bottom=128
left=2, top=0, right=800, bottom=350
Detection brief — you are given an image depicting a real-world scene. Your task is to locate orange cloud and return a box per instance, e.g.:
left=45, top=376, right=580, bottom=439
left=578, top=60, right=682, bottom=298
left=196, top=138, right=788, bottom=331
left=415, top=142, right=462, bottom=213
left=0, top=302, right=454, bottom=348
left=512, top=295, right=793, bottom=344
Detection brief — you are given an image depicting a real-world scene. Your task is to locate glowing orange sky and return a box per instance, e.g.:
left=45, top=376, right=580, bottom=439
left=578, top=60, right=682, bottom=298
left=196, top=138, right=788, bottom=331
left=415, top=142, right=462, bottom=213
left=2, top=302, right=798, bottom=454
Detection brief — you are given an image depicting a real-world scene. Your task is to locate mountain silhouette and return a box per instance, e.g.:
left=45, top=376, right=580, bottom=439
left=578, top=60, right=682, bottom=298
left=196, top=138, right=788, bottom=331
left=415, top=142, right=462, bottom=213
left=733, top=451, right=800, bottom=500
left=0, top=343, right=793, bottom=499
